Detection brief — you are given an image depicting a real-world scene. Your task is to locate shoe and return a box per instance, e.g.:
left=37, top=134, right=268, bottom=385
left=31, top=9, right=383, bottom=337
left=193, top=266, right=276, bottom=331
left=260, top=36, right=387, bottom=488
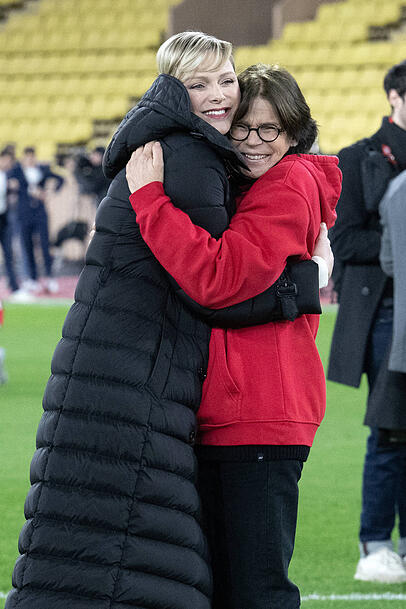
left=354, top=547, right=406, bottom=583
left=8, top=288, right=36, bottom=303
left=22, top=279, right=41, bottom=293
left=0, top=347, right=8, bottom=385
left=45, top=278, right=59, bottom=294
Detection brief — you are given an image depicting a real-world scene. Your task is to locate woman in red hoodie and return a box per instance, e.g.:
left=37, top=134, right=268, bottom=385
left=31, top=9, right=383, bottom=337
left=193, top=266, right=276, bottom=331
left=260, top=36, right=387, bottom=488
left=126, top=64, right=342, bottom=609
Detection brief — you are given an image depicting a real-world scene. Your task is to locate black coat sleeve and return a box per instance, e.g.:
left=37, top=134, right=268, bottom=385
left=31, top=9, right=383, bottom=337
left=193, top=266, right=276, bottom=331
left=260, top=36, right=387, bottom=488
left=170, top=260, right=321, bottom=328
left=161, top=139, right=320, bottom=328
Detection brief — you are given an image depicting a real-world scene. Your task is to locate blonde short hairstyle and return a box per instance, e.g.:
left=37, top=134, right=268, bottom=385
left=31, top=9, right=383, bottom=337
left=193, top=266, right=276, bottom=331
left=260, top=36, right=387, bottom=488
left=157, top=31, right=233, bottom=82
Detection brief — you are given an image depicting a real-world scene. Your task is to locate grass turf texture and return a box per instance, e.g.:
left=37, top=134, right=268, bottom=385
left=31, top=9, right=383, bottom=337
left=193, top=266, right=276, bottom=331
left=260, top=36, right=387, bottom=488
left=0, top=303, right=405, bottom=609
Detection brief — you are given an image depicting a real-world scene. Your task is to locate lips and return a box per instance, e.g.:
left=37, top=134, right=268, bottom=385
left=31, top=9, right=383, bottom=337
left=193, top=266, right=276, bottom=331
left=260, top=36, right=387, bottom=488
left=203, top=108, right=230, bottom=118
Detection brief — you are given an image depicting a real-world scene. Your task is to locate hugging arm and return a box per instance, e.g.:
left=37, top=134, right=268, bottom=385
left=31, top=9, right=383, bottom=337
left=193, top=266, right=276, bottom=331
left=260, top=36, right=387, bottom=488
left=170, top=260, right=320, bottom=328
left=130, top=179, right=316, bottom=307
left=131, top=142, right=321, bottom=325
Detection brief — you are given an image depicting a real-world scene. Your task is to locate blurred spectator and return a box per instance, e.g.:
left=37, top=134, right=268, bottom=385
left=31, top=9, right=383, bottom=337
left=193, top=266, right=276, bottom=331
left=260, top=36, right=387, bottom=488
left=49, top=154, right=94, bottom=270
left=0, top=148, right=20, bottom=295
left=74, top=146, right=111, bottom=206
left=8, top=146, right=64, bottom=295
left=2, top=143, right=16, bottom=164
left=2, top=143, right=30, bottom=286
left=328, top=60, right=406, bottom=583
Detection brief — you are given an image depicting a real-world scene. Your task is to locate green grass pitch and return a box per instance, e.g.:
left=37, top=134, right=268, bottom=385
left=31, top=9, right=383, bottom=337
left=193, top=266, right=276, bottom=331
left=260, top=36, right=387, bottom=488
left=1, top=303, right=405, bottom=608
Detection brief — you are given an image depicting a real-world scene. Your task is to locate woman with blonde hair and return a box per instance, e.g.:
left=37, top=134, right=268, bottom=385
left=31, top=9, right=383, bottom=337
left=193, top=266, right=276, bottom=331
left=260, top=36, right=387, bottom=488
left=6, top=33, right=328, bottom=609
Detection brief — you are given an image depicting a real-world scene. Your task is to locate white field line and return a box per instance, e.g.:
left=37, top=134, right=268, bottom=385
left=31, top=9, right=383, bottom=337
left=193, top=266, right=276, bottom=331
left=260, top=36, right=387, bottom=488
left=302, top=593, right=406, bottom=601
left=2, top=591, right=406, bottom=602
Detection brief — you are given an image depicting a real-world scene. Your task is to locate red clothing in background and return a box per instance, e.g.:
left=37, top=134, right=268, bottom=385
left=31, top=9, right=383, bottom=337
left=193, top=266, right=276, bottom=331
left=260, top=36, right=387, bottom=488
left=130, top=153, right=341, bottom=447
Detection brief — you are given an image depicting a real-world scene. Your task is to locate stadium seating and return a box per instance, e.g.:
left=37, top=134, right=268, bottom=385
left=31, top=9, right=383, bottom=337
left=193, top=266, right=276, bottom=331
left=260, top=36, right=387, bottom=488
left=235, top=0, right=406, bottom=152
left=0, top=0, right=405, bottom=157
left=0, top=0, right=181, bottom=158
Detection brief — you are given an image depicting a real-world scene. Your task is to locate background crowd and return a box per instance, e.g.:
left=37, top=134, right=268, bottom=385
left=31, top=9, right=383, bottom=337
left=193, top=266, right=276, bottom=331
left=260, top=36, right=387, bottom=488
left=0, top=143, right=110, bottom=301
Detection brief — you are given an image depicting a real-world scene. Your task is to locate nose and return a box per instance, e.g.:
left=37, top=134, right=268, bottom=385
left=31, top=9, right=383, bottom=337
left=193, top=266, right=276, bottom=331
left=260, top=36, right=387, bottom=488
left=246, top=128, right=262, bottom=146
left=209, top=83, right=226, bottom=103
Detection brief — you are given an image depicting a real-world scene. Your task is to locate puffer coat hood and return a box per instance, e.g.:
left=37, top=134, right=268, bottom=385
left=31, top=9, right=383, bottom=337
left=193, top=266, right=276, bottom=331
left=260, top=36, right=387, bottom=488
left=6, top=74, right=246, bottom=609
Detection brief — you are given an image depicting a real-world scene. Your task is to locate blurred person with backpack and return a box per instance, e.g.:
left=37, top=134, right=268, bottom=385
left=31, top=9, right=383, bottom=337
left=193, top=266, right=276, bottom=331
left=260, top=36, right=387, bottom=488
left=328, top=59, right=406, bottom=583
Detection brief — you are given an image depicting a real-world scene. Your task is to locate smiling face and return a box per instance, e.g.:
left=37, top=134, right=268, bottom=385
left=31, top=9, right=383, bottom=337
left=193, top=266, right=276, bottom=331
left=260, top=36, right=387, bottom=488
left=183, top=59, right=240, bottom=135
left=233, top=96, right=296, bottom=179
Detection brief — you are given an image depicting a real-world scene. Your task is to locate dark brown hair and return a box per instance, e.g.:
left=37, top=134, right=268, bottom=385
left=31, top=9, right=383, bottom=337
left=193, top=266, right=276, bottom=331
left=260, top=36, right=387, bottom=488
left=235, top=63, right=318, bottom=154
left=383, top=59, right=406, bottom=99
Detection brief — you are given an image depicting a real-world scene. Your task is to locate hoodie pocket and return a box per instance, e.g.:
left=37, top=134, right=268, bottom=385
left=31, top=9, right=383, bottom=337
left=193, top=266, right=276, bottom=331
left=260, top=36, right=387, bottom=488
left=198, top=329, right=241, bottom=427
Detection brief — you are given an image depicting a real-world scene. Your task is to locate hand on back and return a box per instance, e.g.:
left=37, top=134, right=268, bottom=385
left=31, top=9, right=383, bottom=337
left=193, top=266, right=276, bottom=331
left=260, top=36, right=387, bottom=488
left=126, top=141, right=164, bottom=193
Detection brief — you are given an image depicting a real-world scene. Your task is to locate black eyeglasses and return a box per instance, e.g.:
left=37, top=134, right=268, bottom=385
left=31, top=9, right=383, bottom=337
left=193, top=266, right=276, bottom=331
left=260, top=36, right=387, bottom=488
left=229, top=124, right=284, bottom=143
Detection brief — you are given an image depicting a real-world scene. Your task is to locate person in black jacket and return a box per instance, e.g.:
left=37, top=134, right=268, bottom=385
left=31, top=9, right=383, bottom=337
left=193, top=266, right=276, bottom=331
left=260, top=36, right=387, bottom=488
left=328, top=59, right=406, bottom=583
left=5, top=32, right=326, bottom=609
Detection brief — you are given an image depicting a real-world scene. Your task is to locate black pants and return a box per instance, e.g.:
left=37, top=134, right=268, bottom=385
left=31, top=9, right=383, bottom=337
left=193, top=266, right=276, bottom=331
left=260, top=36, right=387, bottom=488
left=0, top=213, right=19, bottom=292
left=197, top=459, right=303, bottom=609
left=20, top=205, right=52, bottom=280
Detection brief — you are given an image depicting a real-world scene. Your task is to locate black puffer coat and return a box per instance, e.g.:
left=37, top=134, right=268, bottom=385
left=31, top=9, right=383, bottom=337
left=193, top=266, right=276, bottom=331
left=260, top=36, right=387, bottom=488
left=6, top=75, right=319, bottom=609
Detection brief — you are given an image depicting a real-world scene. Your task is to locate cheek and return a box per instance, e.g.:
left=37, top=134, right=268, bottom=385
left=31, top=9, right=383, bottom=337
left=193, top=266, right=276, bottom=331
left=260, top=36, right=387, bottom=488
left=267, top=145, right=286, bottom=167
left=188, top=91, right=201, bottom=114
left=278, top=141, right=293, bottom=157
left=226, top=85, right=240, bottom=114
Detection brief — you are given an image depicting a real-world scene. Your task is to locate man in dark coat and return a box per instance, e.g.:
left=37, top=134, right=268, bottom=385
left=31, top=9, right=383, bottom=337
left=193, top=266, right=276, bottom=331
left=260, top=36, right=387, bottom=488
left=5, top=71, right=321, bottom=609
left=328, top=59, right=406, bottom=583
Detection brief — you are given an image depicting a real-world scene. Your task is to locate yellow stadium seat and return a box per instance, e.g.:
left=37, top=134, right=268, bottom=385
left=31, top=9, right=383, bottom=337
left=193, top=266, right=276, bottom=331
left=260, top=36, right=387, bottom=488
left=1, top=0, right=400, bottom=154
left=36, top=141, right=57, bottom=162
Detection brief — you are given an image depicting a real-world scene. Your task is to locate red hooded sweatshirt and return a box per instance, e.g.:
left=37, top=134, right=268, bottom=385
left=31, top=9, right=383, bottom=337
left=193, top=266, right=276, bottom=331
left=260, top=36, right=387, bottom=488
left=130, top=154, right=341, bottom=447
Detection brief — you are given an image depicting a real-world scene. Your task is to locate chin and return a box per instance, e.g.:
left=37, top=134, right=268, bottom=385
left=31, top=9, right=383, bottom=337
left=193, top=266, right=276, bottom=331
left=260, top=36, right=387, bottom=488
left=213, top=124, right=230, bottom=135
left=246, top=163, right=271, bottom=179
left=205, top=118, right=231, bottom=135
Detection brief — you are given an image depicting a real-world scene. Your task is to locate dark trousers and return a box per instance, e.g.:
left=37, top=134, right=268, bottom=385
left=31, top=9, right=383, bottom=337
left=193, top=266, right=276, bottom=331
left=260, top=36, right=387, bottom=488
left=198, top=459, right=303, bottom=609
left=0, top=213, right=19, bottom=292
left=361, top=304, right=406, bottom=544
left=20, top=205, right=52, bottom=280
